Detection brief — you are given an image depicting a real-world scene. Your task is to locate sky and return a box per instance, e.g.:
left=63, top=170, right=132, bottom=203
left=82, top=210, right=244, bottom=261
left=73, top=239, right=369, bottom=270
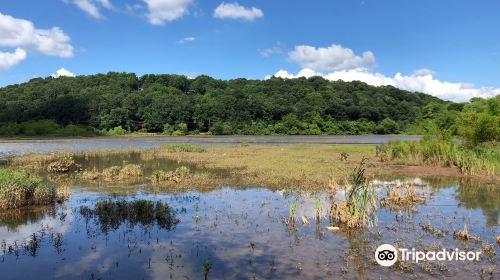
left=1, top=0, right=500, bottom=102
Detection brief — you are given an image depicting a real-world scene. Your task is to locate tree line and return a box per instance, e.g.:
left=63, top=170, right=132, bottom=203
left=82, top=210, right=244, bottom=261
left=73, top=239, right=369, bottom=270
left=0, top=72, right=487, bottom=137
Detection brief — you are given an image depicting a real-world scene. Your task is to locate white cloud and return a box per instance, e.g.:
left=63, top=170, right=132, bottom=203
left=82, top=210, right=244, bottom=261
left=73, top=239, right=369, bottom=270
left=0, top=12, right=74, bottom=58
left=51, top=68, right=76, bottom=78
left=178, top=36, right=195, bottom=43
left=269, top=43, right=500, bottom=102
left=288, top=44, right=376, bottom=72
left=142, top=0, right=192, bottom=25
left=66, top=0, right=113, bottom=18
left=270, top=68, right=500, bottom=102
left=0, top=48, right=27, bottom=70
left=260, top=42, right=283, bottom=57
left=213, top=2, right=264, bottom=21
left=72, top=0, right=101, bottom=18
left=95, top=0, right=113, bottom=9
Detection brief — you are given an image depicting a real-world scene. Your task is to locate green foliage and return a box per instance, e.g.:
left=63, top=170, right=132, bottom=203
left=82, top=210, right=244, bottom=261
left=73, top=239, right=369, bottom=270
left=381, top=138, right=499, bottom=176
left=0, top=169, right=62, bottom=210
left=106, top=126, right=128, bottom=136
left=0, top=120, right=98, bottom=137
left=345, top=159, right=378, bottom=228
left=0, top=72, right=445, bottom=136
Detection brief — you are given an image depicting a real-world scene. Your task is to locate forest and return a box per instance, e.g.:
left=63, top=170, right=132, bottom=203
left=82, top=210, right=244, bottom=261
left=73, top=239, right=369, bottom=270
left=0, top=72, right=495, bottom=137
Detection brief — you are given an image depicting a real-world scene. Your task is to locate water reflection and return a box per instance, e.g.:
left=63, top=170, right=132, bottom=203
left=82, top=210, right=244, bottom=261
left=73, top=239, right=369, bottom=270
left=0, top=182, right=497, bottom=279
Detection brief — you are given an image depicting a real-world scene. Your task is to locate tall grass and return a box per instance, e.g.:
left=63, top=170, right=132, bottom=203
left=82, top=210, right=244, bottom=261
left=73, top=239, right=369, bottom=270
left=0, top=169, right=67, bottom=210
left=329, top=159, right=378, bottom=228
left=345, top=159, right=378, bottom=228
left=378, top=140, right=499, bottom=176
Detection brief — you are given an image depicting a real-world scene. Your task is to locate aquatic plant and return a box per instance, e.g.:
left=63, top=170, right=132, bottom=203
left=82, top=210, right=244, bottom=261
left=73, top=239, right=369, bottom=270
left=380, top=139, right=499, bottom=177
left=151, top=166, right=191, bottom=184
left=0, top=169, right=68, bottom=210
left=380, top=184, right=426, bottom=210
left=118, top=164, right=143, bottom=178
left=162, top=144, right=207, bottom=153
left=289, top=198, right=298, bottom=224
left=329, top=159, right=378, bottom=228
left=314, top=195, right=322, bottom=221
left=203, top=259, right=212, bottom=280
left=47, top=154, right=81, bottom=173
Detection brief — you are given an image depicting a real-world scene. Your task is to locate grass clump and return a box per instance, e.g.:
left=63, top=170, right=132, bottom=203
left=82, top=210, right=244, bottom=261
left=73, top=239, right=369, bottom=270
left=329, top=159, right=378, bottom=228
left=380, top=184, right=426, bottom=210
left=47, top=154, right=81, bottom=173
left=162, top=144, right=207, bottom=153
left=0, top=169, right=68, bottom=210
left=151, top=166, right=191, bottom=184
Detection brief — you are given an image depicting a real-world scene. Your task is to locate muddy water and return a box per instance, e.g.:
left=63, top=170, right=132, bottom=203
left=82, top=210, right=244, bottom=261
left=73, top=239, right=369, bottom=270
left=0, top=135, right=421, bottom=159
left=0, top=179, right=498, bottom=279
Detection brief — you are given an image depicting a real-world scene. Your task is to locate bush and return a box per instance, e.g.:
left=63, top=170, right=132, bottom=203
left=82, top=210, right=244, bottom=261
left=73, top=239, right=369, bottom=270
left=107, top=126, right=128, bottom=136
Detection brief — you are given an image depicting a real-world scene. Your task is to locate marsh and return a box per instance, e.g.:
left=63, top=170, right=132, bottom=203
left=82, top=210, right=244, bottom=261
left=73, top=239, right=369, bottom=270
left=0, top=140, right=498, bottom=279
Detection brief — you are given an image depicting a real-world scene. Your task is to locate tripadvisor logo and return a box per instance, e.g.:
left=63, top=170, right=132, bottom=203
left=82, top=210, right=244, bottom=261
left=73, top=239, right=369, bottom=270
left=375, top=244, right=482, bottom=267
left=375, top=244, right=398, bottom=267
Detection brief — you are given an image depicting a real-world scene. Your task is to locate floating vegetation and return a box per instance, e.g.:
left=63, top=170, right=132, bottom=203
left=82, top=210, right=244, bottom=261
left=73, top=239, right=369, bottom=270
left=329, top=159, right=378, bottom=228
left=380, top=184, right=426, bottom=210
left=79, top=199, right=179, bottom=232
left=0, top=169, right=68, bottom=210
left=162, top=144, right=207, bottom=153
left=301, top=215, right=309, bottom=225
left=47, top=154, right=81, bottom=173
left=496, top=236, right=500, bottom=245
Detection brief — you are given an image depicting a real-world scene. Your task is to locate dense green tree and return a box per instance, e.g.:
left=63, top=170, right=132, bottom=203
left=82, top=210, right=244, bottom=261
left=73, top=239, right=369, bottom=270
left=0, top=72, right=464, bottom=136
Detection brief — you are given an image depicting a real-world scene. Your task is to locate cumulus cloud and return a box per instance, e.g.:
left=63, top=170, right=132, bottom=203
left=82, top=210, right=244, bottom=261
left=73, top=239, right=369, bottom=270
left=268, top=43, right=500, bottom=102
left=0, top=48, right=27, bottom=70
left=213, top=2, right=264, bottom=21
left=142, top=0, right=192, bottom=25
left=288, top=44, right=376, bottom=72
left=51, top=68, right=76, bottom=78
left=0, top=12, right=74, bottom=58
left=178, top=36, right=195, bottom=43
left=65, top=0, right=113, bottom=18
left=270, top=68, right=500, bottom=102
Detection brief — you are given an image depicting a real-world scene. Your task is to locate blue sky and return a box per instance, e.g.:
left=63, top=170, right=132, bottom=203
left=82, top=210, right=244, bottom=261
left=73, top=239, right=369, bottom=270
left=1, top=0, right=499, bottom=101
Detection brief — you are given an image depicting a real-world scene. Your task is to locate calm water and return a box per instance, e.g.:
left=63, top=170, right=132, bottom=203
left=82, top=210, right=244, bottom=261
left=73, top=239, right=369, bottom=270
left=0, top=135, right=421, bottom=159
left=1, top=139, right=498, bottom=279
left=0, top=180, right=498, bottom=279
